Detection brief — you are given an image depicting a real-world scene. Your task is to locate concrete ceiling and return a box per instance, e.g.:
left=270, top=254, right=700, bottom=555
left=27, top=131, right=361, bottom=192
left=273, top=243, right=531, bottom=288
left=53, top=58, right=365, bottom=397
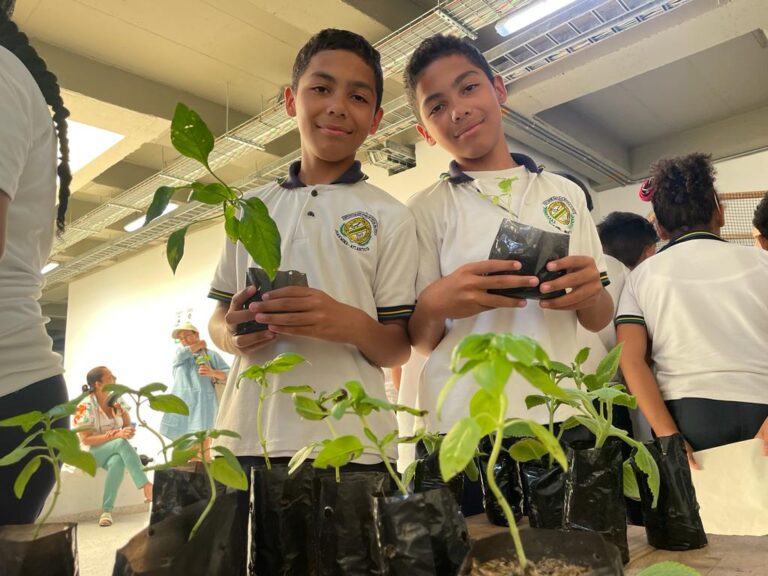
left=9, top=0, right=767, bottom=340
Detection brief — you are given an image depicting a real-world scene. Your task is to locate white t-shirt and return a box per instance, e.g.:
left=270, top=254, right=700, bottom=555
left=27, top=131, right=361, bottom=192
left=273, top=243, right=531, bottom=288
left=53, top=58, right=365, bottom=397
left=464, top=165, right=529, bottom=221
left=617, top=232, right=768, bottom=404
left=0, top=46, right=62, bottom=398
left=209, top=162, right=417, bottom=461
left=408, top=154, right=609, bottom=433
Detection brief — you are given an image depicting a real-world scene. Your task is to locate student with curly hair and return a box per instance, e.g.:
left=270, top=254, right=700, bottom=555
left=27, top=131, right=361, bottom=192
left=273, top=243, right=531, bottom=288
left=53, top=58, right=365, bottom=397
left=616, top=153, right=768, bottom=468
left=753, top=192, right=768, bottom=250
left=0, top=0, right=73, bottom=524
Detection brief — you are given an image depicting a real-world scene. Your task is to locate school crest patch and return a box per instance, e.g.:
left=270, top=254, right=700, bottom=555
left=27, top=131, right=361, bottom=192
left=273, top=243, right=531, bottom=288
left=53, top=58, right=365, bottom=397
left=542, top=196, right=576, bottom=233
left=336, top=211, right=378, bottom=251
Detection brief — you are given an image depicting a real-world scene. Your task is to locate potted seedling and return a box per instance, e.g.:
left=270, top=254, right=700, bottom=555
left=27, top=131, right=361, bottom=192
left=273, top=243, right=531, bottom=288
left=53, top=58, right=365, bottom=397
left=144, top=104, right=307, bottom=335
left=437, top=333, right=625, bottom=575
left=289, top=381, right=469, bottom=576
left=0, top=393, right=96, bottom=576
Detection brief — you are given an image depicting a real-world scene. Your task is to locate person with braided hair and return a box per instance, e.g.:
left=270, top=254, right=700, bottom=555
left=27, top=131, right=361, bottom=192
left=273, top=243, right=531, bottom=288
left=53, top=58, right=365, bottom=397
left=0, top=0, right=74, bottom=524
left=616, top=153, right=768, bottom=469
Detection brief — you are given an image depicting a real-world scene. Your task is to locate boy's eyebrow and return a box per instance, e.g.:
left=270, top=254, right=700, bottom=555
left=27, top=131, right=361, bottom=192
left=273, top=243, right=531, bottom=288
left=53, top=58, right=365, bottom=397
left=421, top=69, right=480, bottom=108
left=308, top=71, right=375, bottom=94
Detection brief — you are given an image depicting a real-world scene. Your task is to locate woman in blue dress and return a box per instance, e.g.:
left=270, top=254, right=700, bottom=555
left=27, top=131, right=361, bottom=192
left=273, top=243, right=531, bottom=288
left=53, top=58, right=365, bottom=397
left=160, top=323, right=229, bottom=453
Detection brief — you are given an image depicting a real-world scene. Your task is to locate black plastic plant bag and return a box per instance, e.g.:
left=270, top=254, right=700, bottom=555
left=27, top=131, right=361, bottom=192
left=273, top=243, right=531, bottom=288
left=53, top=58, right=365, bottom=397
left=248, top=462, right=315, bottom=576
left=632, top=433, right=707, bottom=551
left=0, top=523, right=78, bottom=576
left=314, top=470, right=388, bottom=575
left=413, top=447, right=464, bottom=506
left=563, top=439, right=629, bottom=564
left=459, top=529, right=624, bottom=576
left=374, top=487, right=469, bottom=576
left=478, top=436, right=524, bottom=526
left=150, top=463, right=213, bottom=526
left=520, top=459, right=565, bottom=529
left=113, top=491, right=243, bottom=576
left=235, top=268, right=308, bottom=335
left=487, top=219, right=570, bottom=300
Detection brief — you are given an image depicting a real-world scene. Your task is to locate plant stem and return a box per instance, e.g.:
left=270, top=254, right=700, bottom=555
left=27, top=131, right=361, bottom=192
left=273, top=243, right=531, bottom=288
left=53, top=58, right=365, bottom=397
left=360, top=415, right=406, bottom=494
left=257, top=378, right=270, bottom=470
left=324, top=420, right=341, bottom=482
left=188, top=441, right=216, bottom=541
left=33, top=452, right=58, bottom=540
left=136, top=397, right=170, bottom=464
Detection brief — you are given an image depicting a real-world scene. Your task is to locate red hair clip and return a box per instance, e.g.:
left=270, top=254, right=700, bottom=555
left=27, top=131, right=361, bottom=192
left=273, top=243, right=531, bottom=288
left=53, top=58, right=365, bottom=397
left=639, top=178, right=655, bottom=202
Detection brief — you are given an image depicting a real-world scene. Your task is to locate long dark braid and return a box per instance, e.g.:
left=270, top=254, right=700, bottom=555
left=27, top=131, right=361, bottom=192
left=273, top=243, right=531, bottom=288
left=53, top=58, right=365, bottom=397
left=0, top=10, right=71, bottom=233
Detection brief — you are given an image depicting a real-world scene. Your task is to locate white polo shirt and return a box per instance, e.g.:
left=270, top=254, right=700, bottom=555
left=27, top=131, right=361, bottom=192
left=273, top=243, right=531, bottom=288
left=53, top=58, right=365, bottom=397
left=408, top=154, right=609, bottom=433
left=0, top=46, right=63, bottom=398
left=209, top=161, right=417, bottom=461
left=617, top=231, right=768, bottom=405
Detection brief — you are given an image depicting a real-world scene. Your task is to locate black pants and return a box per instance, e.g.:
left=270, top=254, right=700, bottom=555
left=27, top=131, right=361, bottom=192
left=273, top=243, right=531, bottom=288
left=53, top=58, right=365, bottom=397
left=0, top=374, right=68, bottom=524
left=666, top=397, right=768, bottom=451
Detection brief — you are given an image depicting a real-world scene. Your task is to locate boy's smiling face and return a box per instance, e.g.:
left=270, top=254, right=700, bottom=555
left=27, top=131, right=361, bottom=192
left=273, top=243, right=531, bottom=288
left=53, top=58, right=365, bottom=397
left=414, top=54, right=509, bottom=170
left=285, top=49, right=383, bottom=167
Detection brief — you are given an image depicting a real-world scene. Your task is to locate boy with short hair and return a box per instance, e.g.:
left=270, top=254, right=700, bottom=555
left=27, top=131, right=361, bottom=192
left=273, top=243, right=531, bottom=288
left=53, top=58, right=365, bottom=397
left=403, top=35, right=613, bottom=432
left=208, top=29, right=416, bottom=472
left=598, top=211, right=658, bottom=270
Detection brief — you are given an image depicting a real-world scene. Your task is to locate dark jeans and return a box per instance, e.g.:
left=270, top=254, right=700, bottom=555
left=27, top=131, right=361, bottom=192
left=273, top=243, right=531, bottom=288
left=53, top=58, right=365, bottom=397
left=666, top=397, right=768, bottom=451
left=0, top=374, right=68, bottom=524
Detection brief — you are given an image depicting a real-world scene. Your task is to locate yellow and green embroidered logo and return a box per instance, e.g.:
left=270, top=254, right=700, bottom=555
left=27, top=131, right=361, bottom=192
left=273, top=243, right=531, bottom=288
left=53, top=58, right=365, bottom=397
left=542, top=196, right=576, bottom=233
left=336, top=211, right=378, bottom=251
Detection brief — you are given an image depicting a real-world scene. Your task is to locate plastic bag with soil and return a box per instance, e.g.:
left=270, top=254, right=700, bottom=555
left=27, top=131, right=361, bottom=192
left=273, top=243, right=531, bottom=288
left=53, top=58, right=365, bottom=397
left=113, top=491, right=243, bottom=576
left=0, top=523, right=78, bottom=576
left=487, top=219, right=570, bottom=300
left=314, top=470, right=388, bottom=575
left=478, top=437, right=524, bottom=526
left=632, top=433, right=707, bottom=551
left=520, top=459, right=565, bottom=529
left=235, top=268, right=308, bottom=335
left=563, top=439, right=629, bottom=564
left=248, top=462, right=315, bottom=576
left=459, top=529, right=624, bottom=576
left=374, top=487, right=469, bottom=576
left=150, top=463, right=212, bottom=525
left=413, top=447, right=464, bottom=506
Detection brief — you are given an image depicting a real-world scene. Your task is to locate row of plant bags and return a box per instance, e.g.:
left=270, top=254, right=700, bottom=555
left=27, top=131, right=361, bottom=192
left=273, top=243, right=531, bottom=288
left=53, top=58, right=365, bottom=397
left=0, top=523, right=78, bottom=576
left=113, top=464, right=245, bottom=576
left=248, top=460, right=469, bottom=576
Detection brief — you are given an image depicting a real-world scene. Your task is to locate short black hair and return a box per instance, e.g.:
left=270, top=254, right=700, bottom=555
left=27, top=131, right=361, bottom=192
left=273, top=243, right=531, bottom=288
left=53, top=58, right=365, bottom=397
left=753, top=193, right=768, bottom=239
left=598, top=212, right=659, bottom=269
left=291, top=28, right=383, bottom=110
left=555, top=172, right=593, bottom=212
left=403, top=34, right=495, bottom=121
left=649, top=152, right=718, bottom=235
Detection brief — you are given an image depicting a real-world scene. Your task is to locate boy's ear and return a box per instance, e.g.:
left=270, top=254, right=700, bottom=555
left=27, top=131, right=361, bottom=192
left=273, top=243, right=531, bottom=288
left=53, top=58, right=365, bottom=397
left=284, top=85, right=297, bottom=118
left=416, top=123, right=437, bottom=146
left=368, top=107, right=384, bottom=136
left=492, top=75, right=508, bottom=105
left=758, top=234, right=768, bottom=251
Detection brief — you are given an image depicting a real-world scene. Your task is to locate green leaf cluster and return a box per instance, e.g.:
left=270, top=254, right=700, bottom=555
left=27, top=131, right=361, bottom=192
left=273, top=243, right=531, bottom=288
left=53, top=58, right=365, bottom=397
left=144, top=103, right=281, bottom=278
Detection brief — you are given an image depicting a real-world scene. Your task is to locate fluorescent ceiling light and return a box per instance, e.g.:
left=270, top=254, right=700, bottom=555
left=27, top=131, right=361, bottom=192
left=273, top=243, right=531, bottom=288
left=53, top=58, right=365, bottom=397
left=41, top=262, right=59, bottom=274
left=123, top=203, right=178, bottom=232
left=67, top=120, right=125, bottom=174
left=496, top=0, right=581, bottom=37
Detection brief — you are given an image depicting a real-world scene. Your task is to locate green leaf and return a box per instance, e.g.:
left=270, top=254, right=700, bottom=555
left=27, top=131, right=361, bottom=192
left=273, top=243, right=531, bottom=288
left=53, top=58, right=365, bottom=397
left=289, top=443, right=319, bottom=475
left=344, top=381, right=366, bottom=401
left=167, top=226, right=189, bottom=274
left=436, top=373, right=462, bottom=420
left=293, top=395, right=328, bottom=421
left=210, top=451, right=248, bottom=490
left=145, top=186, right=177, bottom=226
left=189, top=182, right=233, bottom=205
left=630, top=441, right=660, bottom=507
left=14, top=455, right=43, bottom=498
left=573, top=415, right=602, bottom=437
left=559, top=416, right=582, bottom=432
left=0, top=411, right=43, bottom=433
left=514, top=363, right=568, bottom=400
left=170, top=103, right=214, bottom=166
left=59, top=449, right=97, bottom=476
left=330, top=397, right=353, bottom=420
left=42, top=428, right=81, bottom=453
left=277, top=385, right=314, bottom=395
left=47, top=398, right=83, bottom=421
left=224, top=203, right=239, bottom=243
left=636, top=562, right=702, bottom=576
left=313, top=435, right=364, bottom=469
left=206, top=429, right=241, bottom=440
left=237, top=364, right=265, bottom=387
left=495, top=334, right=540, bottom=366
left=592, top=387, right=637, bottom=409
left=471, top=356, right=512, bottom=396
left=575, top=347, right=590, bottom=366
left=596, top=344, right=623, bottom=386
left=549, top=361, right=573, bottom=378
left=239, top=197, right=281, bottom=281
left=439, top=418, right=482, bottom=481
left=139, top=382, right=168, bottom=396
left=102, top=384, right=134, bottom=396
left=149, top=394, right=190, bottom=415
left=503, top=420, right=536, bottom=438
left=469, top=389, right=502, bottom=437
left=623, top=459, right=640, bottom=500
left=524, top=395, right=548, bottom=410
left=464, top=457, right=480, bottom=482
left=392, top=404, right=427, bottom=417
left=264, top=352, right=305, bottom=374
left=402, top=460, right=419, bottom=488
left=363, top=427, right=379, bottom=445
left=582, top=374, right=600, bottom=391
left=509, top=438, right=548, bottom=462
left=517, top=419, right=568, bottom=471
left=0, top=444, right=45, bottom=467
left=450, top=334, right=492, bottom=369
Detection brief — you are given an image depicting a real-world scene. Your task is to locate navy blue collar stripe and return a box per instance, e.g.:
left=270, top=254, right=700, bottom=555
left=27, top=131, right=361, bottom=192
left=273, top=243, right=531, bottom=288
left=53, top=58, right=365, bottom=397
left=447, top=153, right=540, bottom=184
left=279, top=160, right=366, bottom=189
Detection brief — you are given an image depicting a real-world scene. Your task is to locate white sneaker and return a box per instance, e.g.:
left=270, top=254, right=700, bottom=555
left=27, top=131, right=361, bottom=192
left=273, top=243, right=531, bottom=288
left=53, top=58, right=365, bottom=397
left=99, top=512, right=113, bottom=527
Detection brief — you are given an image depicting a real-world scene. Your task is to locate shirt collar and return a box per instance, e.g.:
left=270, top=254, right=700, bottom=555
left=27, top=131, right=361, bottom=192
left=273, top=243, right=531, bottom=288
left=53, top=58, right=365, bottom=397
left=445, top=153, right=540, bottom=184
left=279, top=160, right=367, bottom=189
left=658, top=230, right=726, bottom=253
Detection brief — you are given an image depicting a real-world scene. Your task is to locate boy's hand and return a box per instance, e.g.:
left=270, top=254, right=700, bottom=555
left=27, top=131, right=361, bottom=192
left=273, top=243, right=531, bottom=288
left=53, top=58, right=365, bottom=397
left=418, top=260, right=537, bottom=321
left=250, top=287, right=364, bottom=343
left=538, top=255, right=604, bottom=310
left=224, top=286, right=276, bottom=352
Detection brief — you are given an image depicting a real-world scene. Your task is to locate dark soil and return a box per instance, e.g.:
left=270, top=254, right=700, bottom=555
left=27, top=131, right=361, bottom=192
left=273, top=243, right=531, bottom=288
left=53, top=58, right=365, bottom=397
left=470, top=557, right=589, bottom=576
